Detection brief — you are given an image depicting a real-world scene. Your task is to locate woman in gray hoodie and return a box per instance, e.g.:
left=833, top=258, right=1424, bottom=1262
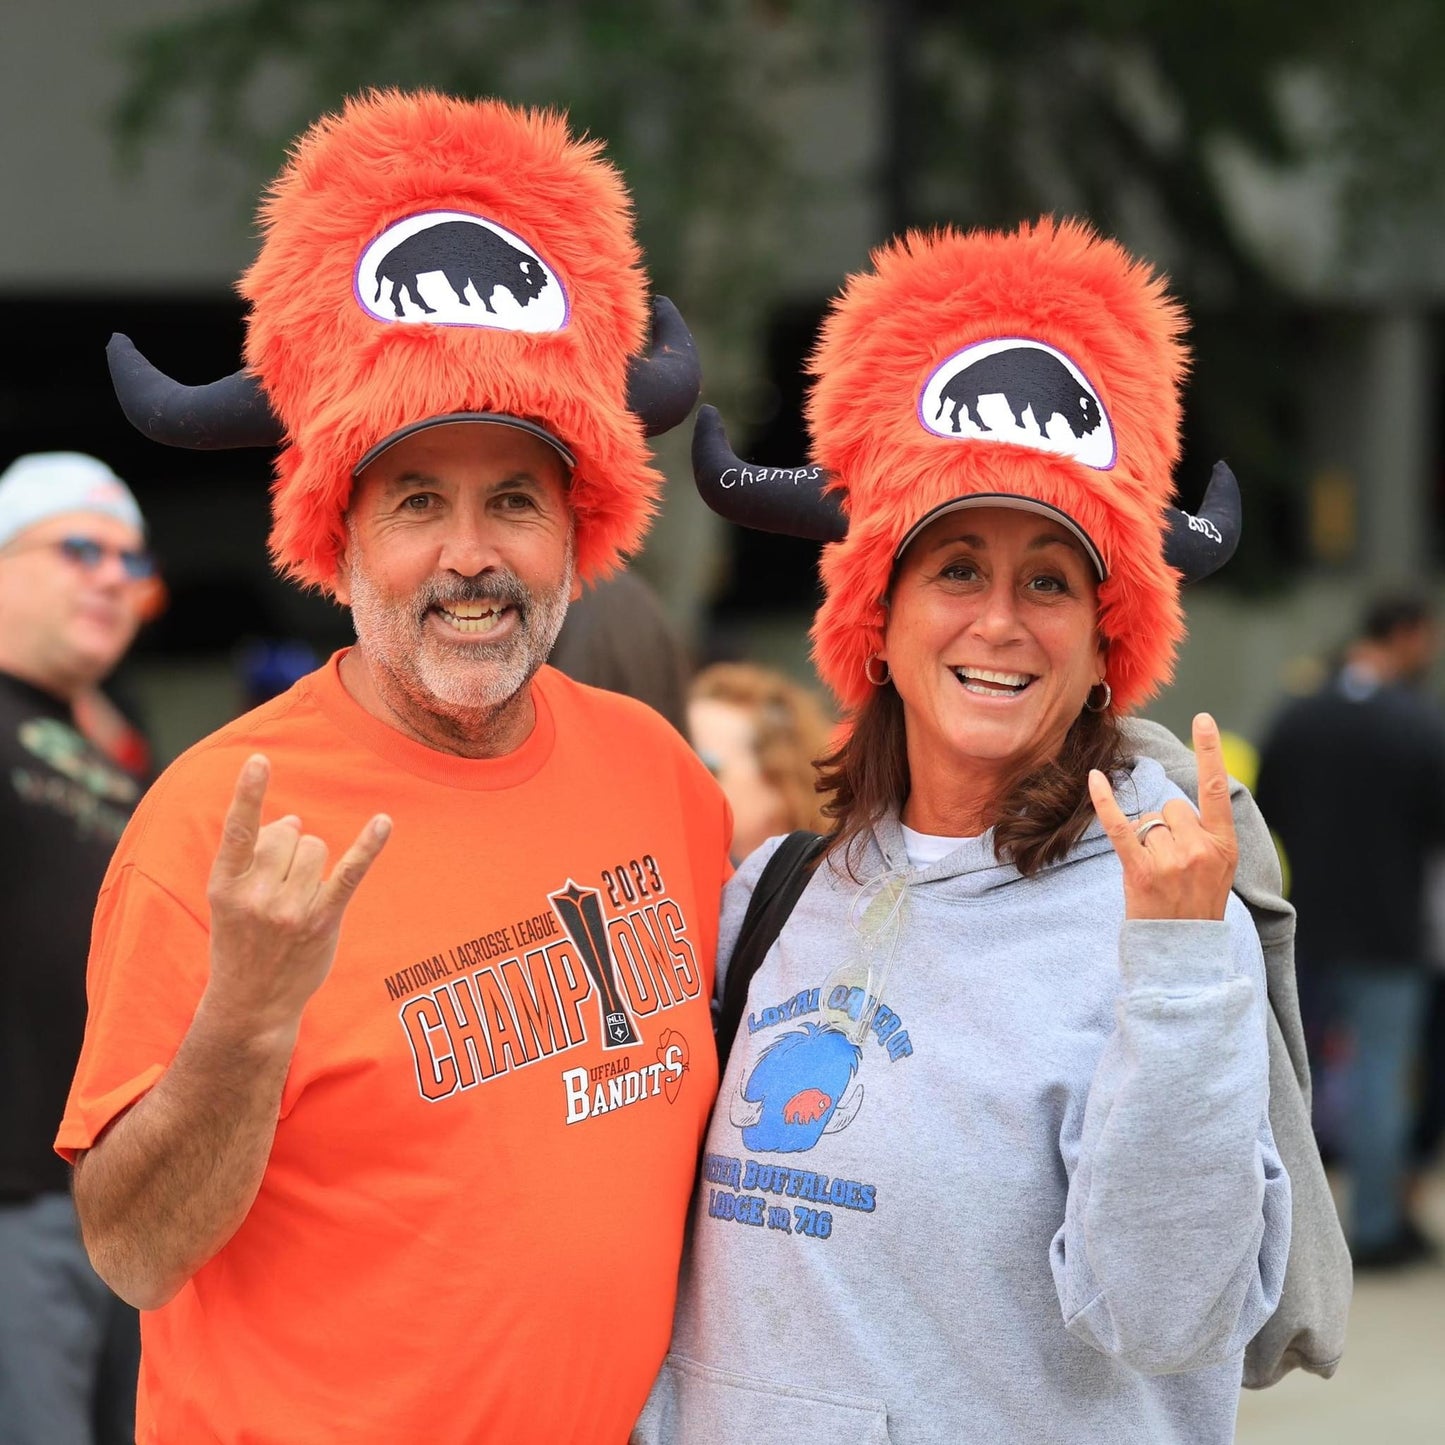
left=634, top=219, right=1289, bottom=1445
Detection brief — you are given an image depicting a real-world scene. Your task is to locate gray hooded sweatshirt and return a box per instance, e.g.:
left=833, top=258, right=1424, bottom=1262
left=633, top=757, right=1291, bottom=1445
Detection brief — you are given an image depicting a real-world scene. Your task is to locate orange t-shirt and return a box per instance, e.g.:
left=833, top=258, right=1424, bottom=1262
left=58, top=654, right=730, bottom=1444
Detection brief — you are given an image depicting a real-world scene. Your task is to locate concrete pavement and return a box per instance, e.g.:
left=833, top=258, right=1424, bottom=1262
left=1235, top=1168, right=1445, bottom=1443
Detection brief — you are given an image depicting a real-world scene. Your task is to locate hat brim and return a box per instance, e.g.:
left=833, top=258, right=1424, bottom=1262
left=351, top=412, right=577, bottom=477
left=894, top=492, right=1106, bottom=580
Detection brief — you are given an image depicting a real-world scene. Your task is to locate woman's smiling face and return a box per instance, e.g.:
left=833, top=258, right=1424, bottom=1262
left=881, top=505, right=1105, bottom=830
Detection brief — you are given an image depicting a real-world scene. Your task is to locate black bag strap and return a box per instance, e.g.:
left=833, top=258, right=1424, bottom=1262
left=715, top=830, right=827, bottom=1072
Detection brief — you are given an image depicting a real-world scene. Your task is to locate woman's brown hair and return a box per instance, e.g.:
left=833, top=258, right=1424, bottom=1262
left=816, top=684, right=1129, bottom=880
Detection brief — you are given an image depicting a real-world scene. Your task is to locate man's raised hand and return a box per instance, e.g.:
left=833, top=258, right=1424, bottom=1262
left=1087, top=713, right=1238, bottom=921
left=204, top=755, right=392, bottom=1033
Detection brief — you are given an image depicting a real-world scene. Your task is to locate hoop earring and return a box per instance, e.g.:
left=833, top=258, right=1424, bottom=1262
left=1084, top=680, right=1112, bottom=713
left=864, top=655, right=891, bottom=687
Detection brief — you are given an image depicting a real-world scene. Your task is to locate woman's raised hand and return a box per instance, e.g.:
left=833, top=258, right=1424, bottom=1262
left=1088, top=713, right=1238, bottom=921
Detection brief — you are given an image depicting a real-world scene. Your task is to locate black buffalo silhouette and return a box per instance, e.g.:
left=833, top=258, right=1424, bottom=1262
left=374, top=221, right=550, bottom=318
left=935, top=349, right=1102, bottom=441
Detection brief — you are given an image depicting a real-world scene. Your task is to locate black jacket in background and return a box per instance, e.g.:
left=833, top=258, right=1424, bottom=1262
left=1256, top=667, right=1445, bottom=971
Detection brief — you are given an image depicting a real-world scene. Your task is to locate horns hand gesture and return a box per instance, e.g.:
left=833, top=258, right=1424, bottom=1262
left=204, top=755, right=392, bottom=1033
left=1088, top=713, right=1238, bottom=921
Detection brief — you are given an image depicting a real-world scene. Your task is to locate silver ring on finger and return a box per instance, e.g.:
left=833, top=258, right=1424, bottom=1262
left=1135, top=818, right=1169, bottom=843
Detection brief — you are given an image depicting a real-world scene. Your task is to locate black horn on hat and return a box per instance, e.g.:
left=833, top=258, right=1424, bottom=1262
left=691, top=405, right=847, bottom=543
left=625, top=296, right=702, bottom=437
left=106, top=334, right=285, bottom=450
left=110, top=296, right=700, bottom=453
left=1164, top=460, right=1242, bottom=584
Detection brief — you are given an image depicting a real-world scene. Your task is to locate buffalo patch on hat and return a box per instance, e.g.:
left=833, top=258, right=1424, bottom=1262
left=355, top=211, right=568, bottom=331
left=919, top=338, right=1115, bottom=470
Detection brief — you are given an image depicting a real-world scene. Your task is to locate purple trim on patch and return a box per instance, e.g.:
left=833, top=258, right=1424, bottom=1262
left=916, top=336, right=1117, bottom=470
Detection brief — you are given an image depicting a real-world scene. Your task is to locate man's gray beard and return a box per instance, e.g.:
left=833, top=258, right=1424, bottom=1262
left=347, top=548, right=574, bottom=714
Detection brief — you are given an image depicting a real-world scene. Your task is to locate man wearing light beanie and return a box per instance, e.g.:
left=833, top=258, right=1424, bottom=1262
left=0, top=451, right=153, bottom=1445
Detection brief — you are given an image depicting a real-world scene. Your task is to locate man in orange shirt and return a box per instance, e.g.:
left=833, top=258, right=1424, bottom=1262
left=56, top=92, right=727, bottom=1444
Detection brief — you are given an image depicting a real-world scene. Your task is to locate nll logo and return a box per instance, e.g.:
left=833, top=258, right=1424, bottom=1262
left=549, top=880, right=640, bottom=1048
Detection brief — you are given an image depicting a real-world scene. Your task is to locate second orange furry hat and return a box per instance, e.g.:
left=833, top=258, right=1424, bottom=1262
left=809, top=218, right=1188, bottom=715
left=692, top=217, right=1239, bottom=716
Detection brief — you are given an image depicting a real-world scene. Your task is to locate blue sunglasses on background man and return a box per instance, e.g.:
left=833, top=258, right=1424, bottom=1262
left=51, top=535, right=156, bottom=580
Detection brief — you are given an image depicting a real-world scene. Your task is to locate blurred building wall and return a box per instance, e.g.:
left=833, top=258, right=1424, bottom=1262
left=0, top=0, right=254, bottom=290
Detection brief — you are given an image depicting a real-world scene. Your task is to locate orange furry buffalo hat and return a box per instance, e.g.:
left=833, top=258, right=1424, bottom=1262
left=105, top=90, right=700, bottom=590
left=694, top=217, right=1239, bottom=715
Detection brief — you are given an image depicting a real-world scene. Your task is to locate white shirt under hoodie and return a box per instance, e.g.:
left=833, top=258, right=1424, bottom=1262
left=633, top=757, right=1291, bottom=1445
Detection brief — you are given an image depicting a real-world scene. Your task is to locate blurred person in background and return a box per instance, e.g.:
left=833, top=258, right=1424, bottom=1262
left=1412, top=855, right=1445, bottom=1225
left=549, top=569, right=691, bottom=733
left=637, top=221, right=1294, bottom=1444
left=0, top=451, right=153, bottom=1445
left=71, top=685, right=154, bottom=782
left=71, top=576, right=166, bottom=783
left=1257, top=590, right=1445, bottom=1269
left=233, top=638, right=320, bottom=713
left=687, top=660, right=833, bottom=863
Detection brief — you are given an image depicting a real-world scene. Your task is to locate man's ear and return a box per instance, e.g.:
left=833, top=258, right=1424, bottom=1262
left=569, top=573, right=583, bottom=603
left=333, top=548, right=352, bottom=608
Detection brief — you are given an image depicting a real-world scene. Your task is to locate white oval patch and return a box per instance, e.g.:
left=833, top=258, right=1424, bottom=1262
left=918, top=338, right=1115, bottom=469
left=354, top=211, right=568, bottom=331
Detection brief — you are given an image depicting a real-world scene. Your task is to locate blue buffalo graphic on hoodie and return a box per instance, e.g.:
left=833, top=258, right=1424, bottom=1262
left=733, top=1022, right=864, bottom=1153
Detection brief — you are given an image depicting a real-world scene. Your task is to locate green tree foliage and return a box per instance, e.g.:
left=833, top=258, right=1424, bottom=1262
left=119, top=0, right=1445, bottom=296
left=896, top=0, right=1445, bottom=288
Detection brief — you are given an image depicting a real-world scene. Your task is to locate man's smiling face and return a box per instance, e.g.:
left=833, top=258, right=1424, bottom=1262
left=338, top=422, right=578, bottom=719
